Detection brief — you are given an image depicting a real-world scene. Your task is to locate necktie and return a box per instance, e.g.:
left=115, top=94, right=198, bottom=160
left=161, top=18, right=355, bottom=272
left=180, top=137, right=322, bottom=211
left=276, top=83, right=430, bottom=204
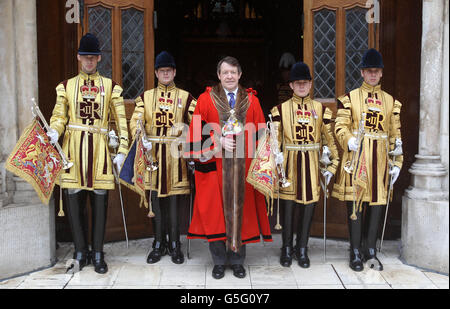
left=228, top=92, right=236, bottom=109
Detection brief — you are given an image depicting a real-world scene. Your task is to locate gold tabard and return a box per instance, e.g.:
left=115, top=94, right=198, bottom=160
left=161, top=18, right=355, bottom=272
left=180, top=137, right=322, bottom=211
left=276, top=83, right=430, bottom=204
left=270, top=95, right=339, bottom=204
left=49, top=71, right=129, bottom=190
left=331, top=82, right=403, bottom=205
left=129, top=82, right=197, bottom=197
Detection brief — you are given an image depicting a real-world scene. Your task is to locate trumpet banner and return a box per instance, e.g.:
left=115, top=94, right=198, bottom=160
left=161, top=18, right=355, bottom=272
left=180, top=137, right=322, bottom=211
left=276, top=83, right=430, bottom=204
left=246, top=132, right=277, bottom=207
left=5, top=119, right=63, bottom=205
left=119, top=137, right=147, bottom=206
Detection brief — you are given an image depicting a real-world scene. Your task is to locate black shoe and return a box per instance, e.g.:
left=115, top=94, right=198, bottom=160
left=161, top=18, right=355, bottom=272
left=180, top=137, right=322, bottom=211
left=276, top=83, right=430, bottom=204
left=212, top=265, right=226, bottom=279
left=147, top=241, right=167, bottom=264
left=349, top=248, right=364, bottom=272
left=231, top=264, right=246, bottom=279
left=364, top=248, right=383, bottom=271
left=69, top=251, right=90, bottom=272
left=168, top=241, right=185, bottom=264
left=92, top=251, right=108, bottom=274
left=297, top=247, right=310, bottom=268
left=280, top=246, right=293, bottom=267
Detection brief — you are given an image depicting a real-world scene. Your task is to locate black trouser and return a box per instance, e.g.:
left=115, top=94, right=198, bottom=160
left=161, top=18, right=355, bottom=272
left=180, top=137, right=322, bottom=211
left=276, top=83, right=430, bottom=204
left=209, top=241, right=246, bottom=266
left=346, top=202, right=384, bottom=251
left=150, top=192, right=180, bottom=244
left=280, top=200, right=316, bottom=248
left=64, top=189, right=108, bottom=253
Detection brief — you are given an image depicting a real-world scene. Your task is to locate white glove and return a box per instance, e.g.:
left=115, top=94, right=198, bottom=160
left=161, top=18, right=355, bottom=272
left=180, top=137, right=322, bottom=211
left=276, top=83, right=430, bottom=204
left=320, top=146, right=332, bottom=166
left=389, top=138, right=403, bottom=156
left=187, top=160, right=195, bottom=173
left=47, top=128, right=59, bottom=145
left=108, top=130, right=119, bottom=149
left=113, top=153, right=126, bottom=171
left=322, top=170, right=333, bottom=185
left=220, top=135, right=235, bottom=152
left=275, top=152, right=284, bottom=165
left=348, top=137, right=359, bottom=152
left=142, top=139, right=152, bottom=151
left=389, top=166, right=401, bottom=186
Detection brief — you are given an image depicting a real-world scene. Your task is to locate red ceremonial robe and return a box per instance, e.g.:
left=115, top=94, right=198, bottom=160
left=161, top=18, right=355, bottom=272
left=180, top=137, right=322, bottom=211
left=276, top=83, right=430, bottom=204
left=184, top=85, right=273, bottom=245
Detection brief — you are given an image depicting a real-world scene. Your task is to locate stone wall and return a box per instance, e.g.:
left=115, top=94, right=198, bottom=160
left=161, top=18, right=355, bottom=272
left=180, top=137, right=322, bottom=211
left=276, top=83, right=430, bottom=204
left=0, top=0, right=56, bottom=280
left=401, top=0, right=449, bottom=275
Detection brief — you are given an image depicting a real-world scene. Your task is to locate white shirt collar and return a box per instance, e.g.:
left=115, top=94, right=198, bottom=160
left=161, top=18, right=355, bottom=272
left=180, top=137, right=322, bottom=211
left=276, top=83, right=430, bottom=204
left=223, top=87, right=238, bottom=102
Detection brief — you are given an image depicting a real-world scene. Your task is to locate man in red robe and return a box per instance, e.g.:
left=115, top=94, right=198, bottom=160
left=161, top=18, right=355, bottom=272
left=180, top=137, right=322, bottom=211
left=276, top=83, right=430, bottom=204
left=184, top=56, right=272, bottom=279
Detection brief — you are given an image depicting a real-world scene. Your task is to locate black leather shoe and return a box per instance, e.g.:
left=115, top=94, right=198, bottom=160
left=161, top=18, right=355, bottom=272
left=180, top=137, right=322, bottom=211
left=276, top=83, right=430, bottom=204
left=71, top=251, right=90, bottom=271
left=92, top=251, right=108, bottom=274
left=212, top=265, right=225, bottom=279
left=364, top=248, right=383, bottom=271
left=231, top=264, right=246, bottom=279
left=168, top=241, right=185, bottom=264
left=147, top=241, right=167, bottom=264
left=297, top=247, right=310, bottom=268
left=280, top=246, right=293, bottom=267
left=349, top=248, right=364, bottom=272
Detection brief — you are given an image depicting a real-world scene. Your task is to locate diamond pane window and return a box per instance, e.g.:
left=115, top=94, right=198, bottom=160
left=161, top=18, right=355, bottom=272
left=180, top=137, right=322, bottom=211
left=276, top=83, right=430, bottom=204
left=313, top=9, right=336, bottom=99
left=88, top=6, right=112, bottom=78
left=345, top=7, right=369, bottom=93
left=121, top=8, right=145, bottom=99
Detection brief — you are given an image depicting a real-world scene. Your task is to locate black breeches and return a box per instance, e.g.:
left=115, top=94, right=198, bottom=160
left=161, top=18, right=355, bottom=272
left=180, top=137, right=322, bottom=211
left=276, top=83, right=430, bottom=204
left=280, top=200, right=316, bottom=248
left=64, top=190, right=108, bottom=252
left=346, top=201, right=384, bottom=250
left=150, top=192, right=180, bottom=243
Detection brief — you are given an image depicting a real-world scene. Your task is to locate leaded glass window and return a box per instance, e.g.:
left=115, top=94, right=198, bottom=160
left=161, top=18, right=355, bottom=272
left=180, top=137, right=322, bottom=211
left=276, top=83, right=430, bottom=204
left=345, top=7, right=369, bottom=93
left=121, top=8, right=145, bottom=99
left=313, top=9, right=336, bottom=99
left=88, top=6, right=112, bottom=78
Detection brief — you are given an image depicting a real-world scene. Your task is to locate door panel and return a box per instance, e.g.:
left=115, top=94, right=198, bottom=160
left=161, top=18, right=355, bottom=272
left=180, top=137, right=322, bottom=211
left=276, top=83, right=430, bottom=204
left=303, top=0, right=378, bottom=238
left=80, top=0, right=154, bottom=91
left=304, top=0, right=379, bottom=104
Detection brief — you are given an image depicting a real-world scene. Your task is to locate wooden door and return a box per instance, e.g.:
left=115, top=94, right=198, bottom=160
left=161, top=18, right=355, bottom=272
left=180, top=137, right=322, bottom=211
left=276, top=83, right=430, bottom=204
left=81, top=0, right=155, bottom=241
left=303, top=0, right=379, bottom=238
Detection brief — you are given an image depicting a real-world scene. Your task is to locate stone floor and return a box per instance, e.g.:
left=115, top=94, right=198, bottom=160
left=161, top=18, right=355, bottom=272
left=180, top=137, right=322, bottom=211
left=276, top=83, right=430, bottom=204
left=0, top=235, right=448, bottom=289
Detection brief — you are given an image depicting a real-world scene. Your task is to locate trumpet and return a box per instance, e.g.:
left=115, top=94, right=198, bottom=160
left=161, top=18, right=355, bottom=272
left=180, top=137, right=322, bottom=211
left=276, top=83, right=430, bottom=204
left=31, top=98, right=73, bottom=170
left=268, top=115, right=290, bottom=188
left=277, top=163, right=290, bottom=188
left=344, top=113, right=366, bottom=174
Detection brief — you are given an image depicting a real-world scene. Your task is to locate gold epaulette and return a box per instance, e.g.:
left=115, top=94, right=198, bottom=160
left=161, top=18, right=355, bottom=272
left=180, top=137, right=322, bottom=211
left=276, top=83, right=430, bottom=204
left=270, top=105, right=281, bottom=119
left=323, top=106, right=333, bottom=120
left=56, top=83, right=67, bottom=96
left=112, top=84, right=123, bottom=96
left=134, top=95, right=145, bottom=108
left=337, top=94, right=352, bottom=109
left=187, top=98, right=197, bottom=114
left=393, top=100, right=402, bottom=114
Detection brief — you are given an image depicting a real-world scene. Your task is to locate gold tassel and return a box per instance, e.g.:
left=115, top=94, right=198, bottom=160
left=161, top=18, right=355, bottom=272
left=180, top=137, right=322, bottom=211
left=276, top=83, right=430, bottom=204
left=57, top=179, right=64, bottom=217
left=350, top=201, right=357, bottom=220
left=145, top=193, right=155, bottom=218
left=350, top=200, right=358, bottom=221
left=265, top=195, right=274, bottom=217
left=147, top=202, right=155, bottom=218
